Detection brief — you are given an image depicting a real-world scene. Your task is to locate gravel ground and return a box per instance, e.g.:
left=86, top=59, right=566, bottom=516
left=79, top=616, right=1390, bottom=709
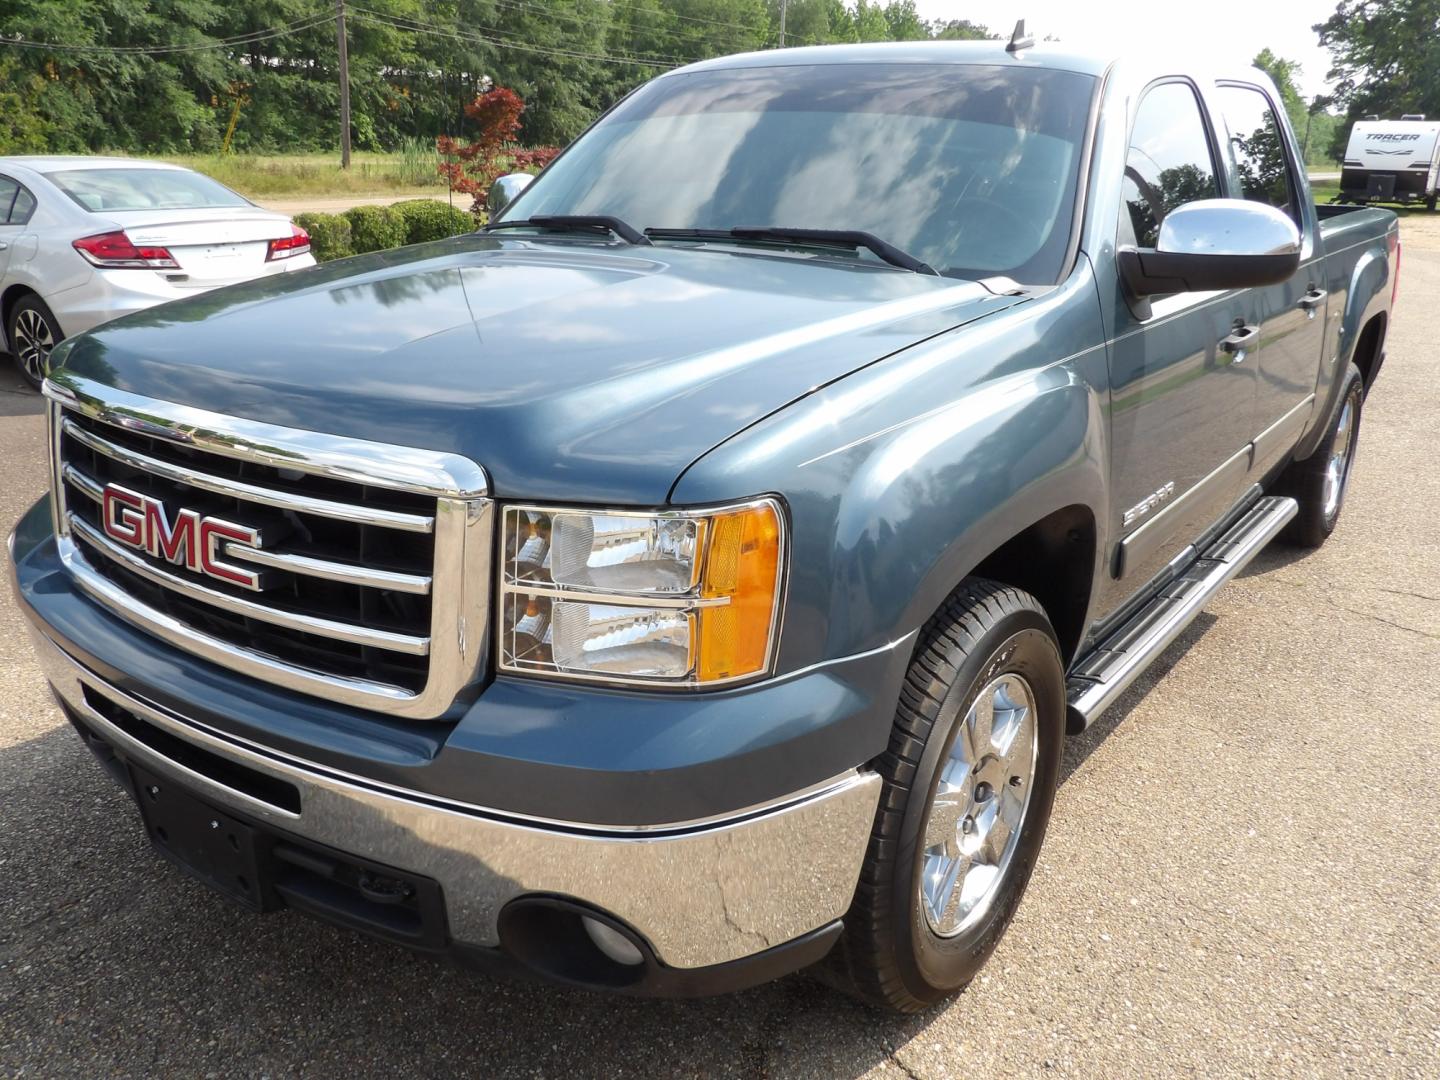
left=1, top=236, right=1436, bottom=1080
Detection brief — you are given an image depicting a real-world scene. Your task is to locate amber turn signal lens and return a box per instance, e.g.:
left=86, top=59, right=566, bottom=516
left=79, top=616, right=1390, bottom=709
left=697, top=503, right=782, bottom=682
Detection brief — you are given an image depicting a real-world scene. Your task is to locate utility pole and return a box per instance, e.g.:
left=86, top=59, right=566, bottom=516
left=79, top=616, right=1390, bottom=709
left=336, top=0, right=352, bottom=169
left=779, top=0, right=787, bottom=47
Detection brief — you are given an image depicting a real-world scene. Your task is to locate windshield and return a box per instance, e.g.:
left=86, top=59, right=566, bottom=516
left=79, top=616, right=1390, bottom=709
left=46, top=168, right=251, bottom=212
left=503, top=63, right=1095, bottom=283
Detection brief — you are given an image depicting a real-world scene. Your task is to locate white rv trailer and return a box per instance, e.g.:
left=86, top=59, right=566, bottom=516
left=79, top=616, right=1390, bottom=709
left=1339, top=118, right=1440, bottom=209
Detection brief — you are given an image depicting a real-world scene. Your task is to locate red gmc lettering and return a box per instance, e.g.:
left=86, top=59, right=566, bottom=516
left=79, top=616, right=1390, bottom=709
left=97, top=483, right=264, bottom=591
left=101, top=485, right=146, bottom=548
left=143, top=501, right=199, bottom=567
left=199, top=520, right=262, bottom=590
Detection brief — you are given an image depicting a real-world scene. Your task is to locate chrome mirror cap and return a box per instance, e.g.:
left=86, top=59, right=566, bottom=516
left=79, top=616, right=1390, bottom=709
left=487, top=173, right=535, bottom=218
left=1157, top=198, right=1301, bottom=258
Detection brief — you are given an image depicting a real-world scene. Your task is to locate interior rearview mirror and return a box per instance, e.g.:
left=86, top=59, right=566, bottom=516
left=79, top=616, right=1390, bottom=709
left=487, top=173, right=535, bottom=218
left=1119, top=198, right=1302, bottom=298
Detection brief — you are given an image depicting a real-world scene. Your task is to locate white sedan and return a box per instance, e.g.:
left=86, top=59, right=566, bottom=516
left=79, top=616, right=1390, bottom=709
left=0, top=156, right=316, bottom=388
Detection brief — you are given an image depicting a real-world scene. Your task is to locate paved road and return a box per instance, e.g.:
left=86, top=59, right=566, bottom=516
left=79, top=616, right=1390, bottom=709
left=2, top=241, right=1437, bottom=1080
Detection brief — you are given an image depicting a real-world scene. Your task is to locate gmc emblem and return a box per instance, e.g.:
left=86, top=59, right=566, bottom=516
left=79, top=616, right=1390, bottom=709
left=101, top=483, right=267, bottom=592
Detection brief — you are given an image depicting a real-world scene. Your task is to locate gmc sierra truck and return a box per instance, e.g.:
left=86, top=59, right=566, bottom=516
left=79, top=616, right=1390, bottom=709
left=8, top=42, right=1398, bottom=1012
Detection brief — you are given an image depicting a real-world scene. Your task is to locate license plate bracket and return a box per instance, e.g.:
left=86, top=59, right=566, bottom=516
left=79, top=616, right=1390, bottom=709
left=129, top=764, right=271, bottom=911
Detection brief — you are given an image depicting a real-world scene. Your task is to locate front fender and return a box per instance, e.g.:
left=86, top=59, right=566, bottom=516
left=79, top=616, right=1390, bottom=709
left=828, top=366, right=1106, bottom=657
left=672, top=262, right=1111, bottom=675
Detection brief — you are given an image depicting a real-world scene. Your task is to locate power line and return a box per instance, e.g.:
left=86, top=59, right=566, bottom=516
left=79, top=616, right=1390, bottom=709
left=349, top=5, right=687, bottom=66
left=0, top=13, right=335, bottom=56
left=348, top=7, right=683, bottom=69
left=478, top=0, right=767, bottom=56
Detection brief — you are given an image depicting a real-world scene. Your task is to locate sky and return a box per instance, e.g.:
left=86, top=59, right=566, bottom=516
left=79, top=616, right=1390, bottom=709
left=910, top=1, right=1341, bottom=99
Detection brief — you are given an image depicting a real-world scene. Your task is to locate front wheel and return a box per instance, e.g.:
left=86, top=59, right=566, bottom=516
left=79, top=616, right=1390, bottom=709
left=7, top=295, right=62, bottom=390
left=826, top=579, right=1065, bottom=1012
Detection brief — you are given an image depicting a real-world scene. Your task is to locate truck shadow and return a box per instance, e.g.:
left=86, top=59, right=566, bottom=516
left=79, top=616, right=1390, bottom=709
left=1058, top=611, right=1217, bottom=786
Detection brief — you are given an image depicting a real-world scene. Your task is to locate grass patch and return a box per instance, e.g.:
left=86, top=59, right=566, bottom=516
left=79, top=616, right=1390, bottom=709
left=132, top=141, right=452, bottom=200
left=1311, top=179, right=1428, bottom=216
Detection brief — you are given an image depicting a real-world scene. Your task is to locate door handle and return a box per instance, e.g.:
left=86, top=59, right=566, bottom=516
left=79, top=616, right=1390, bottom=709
left=1220, top=323, right=1258, bottom=362
left=1298, top=287, right=1327, bottom=312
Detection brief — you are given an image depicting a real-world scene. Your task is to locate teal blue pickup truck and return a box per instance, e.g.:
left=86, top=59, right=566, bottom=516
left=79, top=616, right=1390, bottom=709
left=9, top=39, right=1397, bottom=1011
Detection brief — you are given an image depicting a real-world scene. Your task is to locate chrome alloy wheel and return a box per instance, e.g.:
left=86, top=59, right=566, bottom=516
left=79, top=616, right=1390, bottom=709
left=920, top=672, right=1038, bottom=938
left=1322, top=387, right=1360, bottom=519
left=12, top=307, right=55, bottom=384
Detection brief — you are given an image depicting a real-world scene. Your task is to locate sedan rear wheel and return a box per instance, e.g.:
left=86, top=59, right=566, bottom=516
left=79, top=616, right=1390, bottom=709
left=8, top=296, right=61, bottom=390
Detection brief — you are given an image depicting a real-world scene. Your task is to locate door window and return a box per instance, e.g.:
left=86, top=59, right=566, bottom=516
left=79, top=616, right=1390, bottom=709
left=1216, top=84, right=1299, bottom=223
left=1121, top=82, right=1220, bottom=248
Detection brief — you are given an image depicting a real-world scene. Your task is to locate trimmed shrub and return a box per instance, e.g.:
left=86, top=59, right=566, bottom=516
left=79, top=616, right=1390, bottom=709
left=293, top=211, right=353, bottom=262
left=343, top=205, right=406, bottom=254
left=392, top=199, right=474, bottom=245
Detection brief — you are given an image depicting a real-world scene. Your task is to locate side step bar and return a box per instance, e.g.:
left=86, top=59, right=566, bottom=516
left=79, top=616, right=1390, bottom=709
left=1066, top=495, right=1298, bottom=730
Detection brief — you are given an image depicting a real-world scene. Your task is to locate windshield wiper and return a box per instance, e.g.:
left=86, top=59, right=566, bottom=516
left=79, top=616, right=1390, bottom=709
left=485, top=214, right=650, bottom=245
left=645, top=226, right=938, bottom=275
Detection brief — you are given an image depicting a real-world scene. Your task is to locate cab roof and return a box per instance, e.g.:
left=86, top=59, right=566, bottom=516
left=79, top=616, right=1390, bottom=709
left=671, top=40, right=1114, bottom=80
left=667, top=40, right=1272, bottom=96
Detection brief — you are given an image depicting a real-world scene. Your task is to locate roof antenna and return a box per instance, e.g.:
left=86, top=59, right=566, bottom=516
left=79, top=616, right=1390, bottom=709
left=1006, top=19, right=1035, bottom=53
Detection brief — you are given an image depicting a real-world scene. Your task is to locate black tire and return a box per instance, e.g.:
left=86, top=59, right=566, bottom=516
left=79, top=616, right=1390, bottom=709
left=7, top=293, right=62, bottom=390
left=825, top=579, right=1065, bottom=1012
left=1276, top=363, right=1364, bottom=548
left=1427, top=194, right=1437, bottom=212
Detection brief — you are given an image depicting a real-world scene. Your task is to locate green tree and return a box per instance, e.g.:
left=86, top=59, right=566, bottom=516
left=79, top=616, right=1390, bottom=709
left=1316, top=0, right=1440, bottom=156
left=1253, top=48, right=1308, bottom=136
left=931, top=19, right=995, bottom=40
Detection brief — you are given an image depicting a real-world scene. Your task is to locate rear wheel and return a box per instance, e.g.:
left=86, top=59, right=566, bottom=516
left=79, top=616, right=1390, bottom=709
left=1276, top=363, right=1364, bottom=547
left=1427, top=193, right=1437, bottom=212
left=7, top=294, right=62, bottom=390
left=826, top=579, right=1065, bottom=1012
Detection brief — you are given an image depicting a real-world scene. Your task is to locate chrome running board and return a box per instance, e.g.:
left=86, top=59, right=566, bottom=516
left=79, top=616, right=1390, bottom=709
left=1067, top=495, right=1298, bottom=729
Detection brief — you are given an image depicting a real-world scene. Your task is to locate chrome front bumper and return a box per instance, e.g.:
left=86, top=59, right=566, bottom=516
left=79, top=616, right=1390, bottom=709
left=32, top=628, right=881, bottom=970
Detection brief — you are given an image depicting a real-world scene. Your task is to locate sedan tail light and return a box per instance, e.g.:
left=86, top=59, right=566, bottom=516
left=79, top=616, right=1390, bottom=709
left=73, top=231, right=180, bottom=270
left=267, top=224, right=311, bottom=261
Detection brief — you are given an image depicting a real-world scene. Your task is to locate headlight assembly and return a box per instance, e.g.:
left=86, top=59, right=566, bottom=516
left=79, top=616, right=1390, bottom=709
left=498, top=499, right=785, bottom=687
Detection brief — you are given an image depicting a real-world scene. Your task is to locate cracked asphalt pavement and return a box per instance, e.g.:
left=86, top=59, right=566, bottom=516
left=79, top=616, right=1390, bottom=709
left=2, top=236, right=1437, bottom=1080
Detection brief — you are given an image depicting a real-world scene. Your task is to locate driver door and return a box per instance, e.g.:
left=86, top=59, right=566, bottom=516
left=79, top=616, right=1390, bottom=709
left=1103, top=80, right=1259, bottom=597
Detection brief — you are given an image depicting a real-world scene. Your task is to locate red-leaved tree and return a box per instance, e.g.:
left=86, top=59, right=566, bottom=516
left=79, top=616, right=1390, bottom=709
left=436, top=87, right=559, bottom=218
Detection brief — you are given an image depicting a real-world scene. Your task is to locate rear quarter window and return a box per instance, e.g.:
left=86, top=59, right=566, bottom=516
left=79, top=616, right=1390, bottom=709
left=9, top=186, right=36, bottom=224
left=1216, top=84, right=1300, bottom=223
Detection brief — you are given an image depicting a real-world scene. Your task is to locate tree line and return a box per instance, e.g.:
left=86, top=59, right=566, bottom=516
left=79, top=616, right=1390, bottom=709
left=1, top=0, right=1429, bottom=162
left=0, top=0, right=993, bottom=155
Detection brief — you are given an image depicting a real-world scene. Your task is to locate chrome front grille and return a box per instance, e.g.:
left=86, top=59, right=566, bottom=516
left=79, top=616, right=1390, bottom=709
left=44, top=376, right=491, bottom=719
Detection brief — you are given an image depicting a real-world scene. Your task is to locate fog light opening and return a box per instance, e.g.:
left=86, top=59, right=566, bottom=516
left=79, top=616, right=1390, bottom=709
left=583, top=915, right=645, bottom=966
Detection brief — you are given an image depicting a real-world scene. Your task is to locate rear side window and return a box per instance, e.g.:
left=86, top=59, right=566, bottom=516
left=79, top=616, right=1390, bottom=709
left=9, top=186, right=36, bottom=224
left=1121, top=82, right=1220, bottom=248
left=1216, top=84, right=1298, bottom=223
left=0, top=177, right=17, bottom=224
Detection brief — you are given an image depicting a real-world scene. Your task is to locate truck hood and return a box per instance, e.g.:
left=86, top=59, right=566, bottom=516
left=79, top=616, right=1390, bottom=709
left=54, top=234, right=1016, bottom=503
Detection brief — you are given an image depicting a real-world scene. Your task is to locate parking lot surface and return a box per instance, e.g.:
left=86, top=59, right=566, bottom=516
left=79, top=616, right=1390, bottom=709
left=1, top=235, right=1437, bottom=1080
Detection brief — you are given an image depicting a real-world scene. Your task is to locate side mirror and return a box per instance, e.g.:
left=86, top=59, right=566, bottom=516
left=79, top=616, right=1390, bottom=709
left=487, top=173, right=534, bottom=218
left=1119, top=199, right=1301, bottom=297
